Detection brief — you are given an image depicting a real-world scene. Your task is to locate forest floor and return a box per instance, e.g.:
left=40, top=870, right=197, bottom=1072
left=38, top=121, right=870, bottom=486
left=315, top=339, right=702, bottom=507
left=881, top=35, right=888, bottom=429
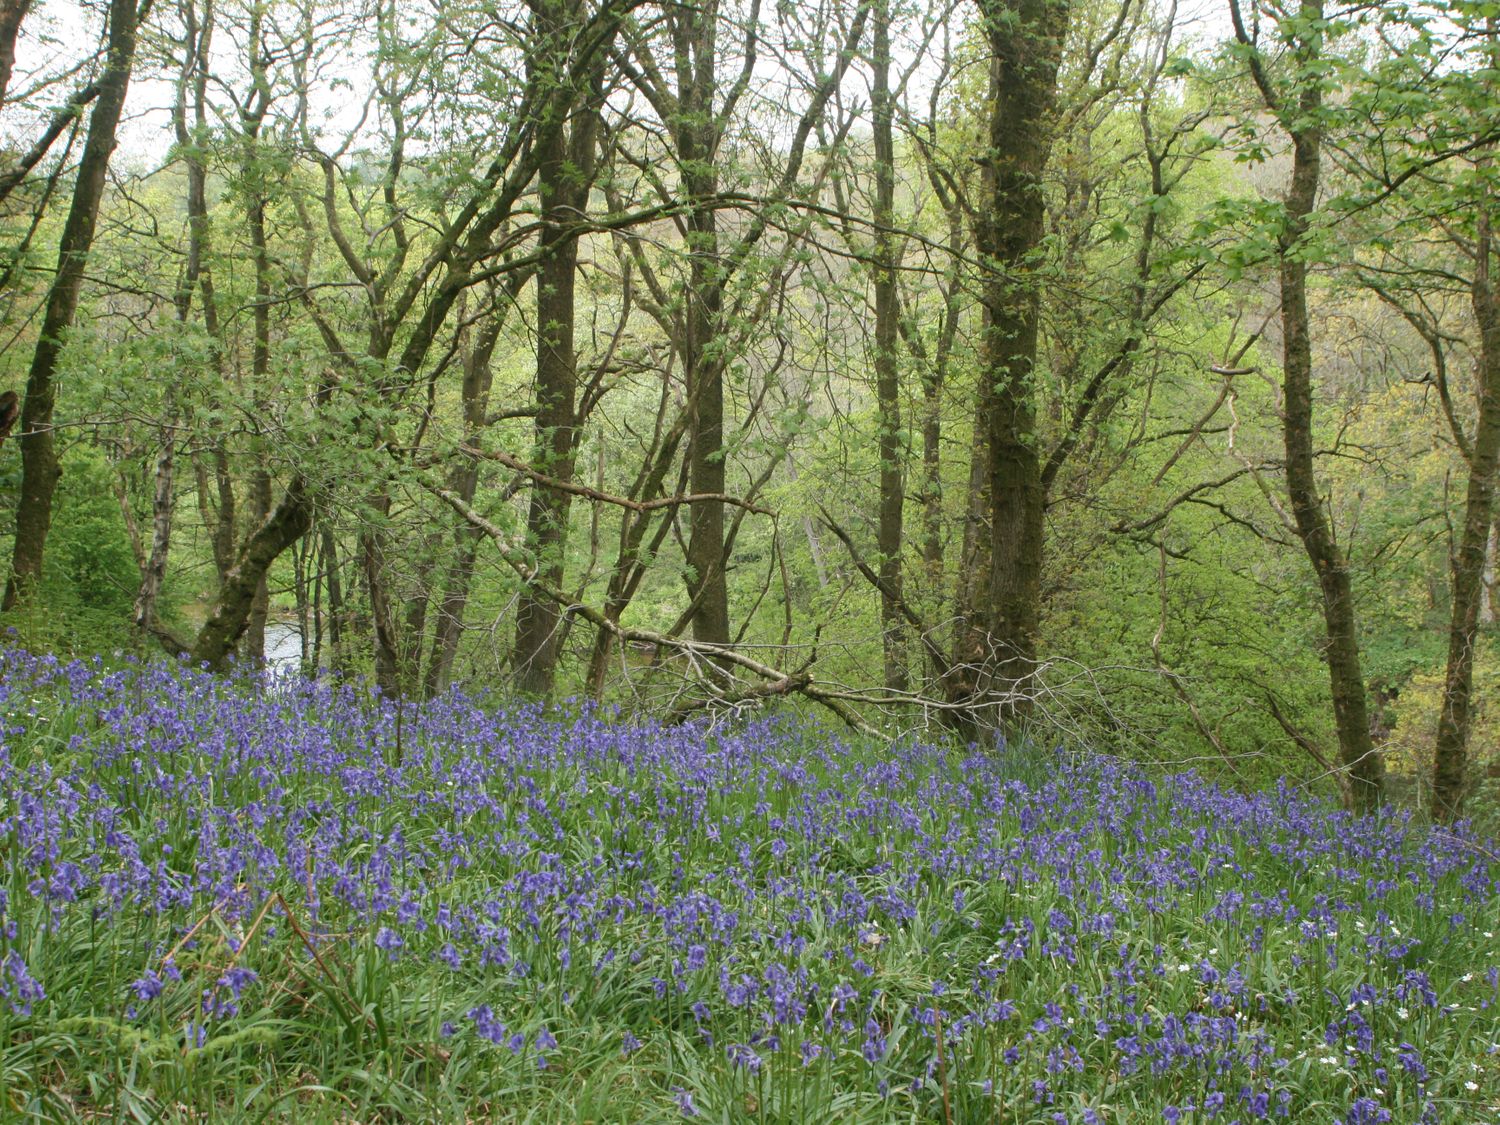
left=0, top=648, right=1496, bottom=1123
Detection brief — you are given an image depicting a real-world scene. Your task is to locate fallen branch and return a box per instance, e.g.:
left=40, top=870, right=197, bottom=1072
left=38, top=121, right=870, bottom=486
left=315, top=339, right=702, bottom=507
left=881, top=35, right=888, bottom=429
left=1265, top=690, right=1351, bottom=806
left=425, top=481, right=874, bottom=735
left=459, top=442, right=773, bottom=515
left=816, top=505, right=953, bottom=682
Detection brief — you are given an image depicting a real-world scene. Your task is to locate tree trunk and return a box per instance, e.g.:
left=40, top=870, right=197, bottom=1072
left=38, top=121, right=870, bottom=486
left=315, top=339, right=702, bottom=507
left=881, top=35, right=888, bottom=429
left=675, top=7, right=732, bottom=653
left=1480, top=519, right=1497, bottom=625
left=1434, top=202, right=1500, bottom=821
left=131, top=0, right=214, bottom=642
left=321, top=523, right=345, bottom=672
left=582, top=413, right=690, bottom=698
left=422, top=323, right=499, bottom=698
left=683, top=184, right=732, bottom=650
left=361, top=494, right=402, bottom=697
left=189, top=478, right=313, bottom=670
left=513, top=6, right=598, bottom=697
left=948, top=0, right=1069, bottom=733
left=425, top=525, right=481, bottom=696
left=1278, top=72, right=1381, bottom=812
left=872, top=0, right=907, bottom=692
left=4, top=0, right=141, bottom=611
left=293, top=532, right=312, bottom=672
left=132, top=441, right=174, bottom=633
left=950, top=353, right=993, bottom=713
left=0, top=0, right=32, bottom=109
left=244, top=471, right=273, bottom=663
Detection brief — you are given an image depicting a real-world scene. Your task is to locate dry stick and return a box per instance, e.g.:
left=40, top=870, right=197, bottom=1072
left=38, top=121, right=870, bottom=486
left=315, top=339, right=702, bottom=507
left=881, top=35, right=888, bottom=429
left=272, top=892, right=441, bottom=1060
left=222, top=892, right=279, bottom=971
left=274, top=894, right=343, bottom=989
left=816, top=506, right=954, bottom=682
left=163, top=886, right=243, bottom=966
left=1148, top=313, right=1270, bottom=486
left=1264, top=692, right=1352, bottom=806
left=1151, top=375, right=1238, bottom=486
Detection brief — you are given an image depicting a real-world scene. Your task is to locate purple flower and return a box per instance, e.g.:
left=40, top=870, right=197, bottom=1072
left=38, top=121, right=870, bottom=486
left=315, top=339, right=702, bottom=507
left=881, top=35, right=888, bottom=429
left=1, top=953, right=43, bottom=1016
left=130, top=970, right=164, bottom=1003
left=374, top=926, right=403, bottom=958
left=468, top=1005, right=506, bottom=1045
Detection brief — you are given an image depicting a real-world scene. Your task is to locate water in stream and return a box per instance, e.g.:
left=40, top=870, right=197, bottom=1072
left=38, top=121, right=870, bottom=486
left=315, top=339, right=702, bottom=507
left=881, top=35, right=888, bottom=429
left=263, top=622, right=303, bottom=674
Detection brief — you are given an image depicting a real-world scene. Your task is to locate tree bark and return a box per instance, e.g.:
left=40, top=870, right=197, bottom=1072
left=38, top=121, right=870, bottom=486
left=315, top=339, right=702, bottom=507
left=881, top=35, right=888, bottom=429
left=680, top=52, right=732, bottom=651
left=320, top=523, right=345, bottom=671
left=0, top=0, right=32, bottom=109
left=132, top=442, right=174, bottom=634
left=188, top=478, right=313, bottom=670
left=360, top=498, right=402, bottom=696
left=512, top=0, right=600, bottom=698
left=1434, top=197, right=1500, bottom=821
left=422, top=314, right=502, bottom=698
left=4, top=0, right=143, bottom=611
left=872, top=0, right=907, bottom=692
left=948, top=0, right=1069, bottom=733
left=1233, top=0, right=1382, bottom=812
left=131, top=0, right=215, bottom=642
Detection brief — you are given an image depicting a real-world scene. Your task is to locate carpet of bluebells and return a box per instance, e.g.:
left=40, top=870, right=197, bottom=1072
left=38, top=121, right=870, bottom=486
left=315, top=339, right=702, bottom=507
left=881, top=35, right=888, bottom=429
left=0, top=649, right=1498, bottom=1122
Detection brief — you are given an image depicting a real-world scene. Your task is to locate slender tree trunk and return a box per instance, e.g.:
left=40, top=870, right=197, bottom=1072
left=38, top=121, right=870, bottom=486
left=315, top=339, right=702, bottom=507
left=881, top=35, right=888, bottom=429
left=1280, top=94, right=1382, bottom=812
left=361, top=495, right=402, bottom=696
left=321, top=523, right=345, bottom=671
left=950, top=354, right=993, bottom=711
left=293, top=532, right=312, bottom=672
left=513, top=7, right=598, bottom=697
left=948, top=0, right=1069, bottom=733
left=4, top=0, right=142, bottom=611
left=422, top=327, right=498, bottom=697
left=872, top=0, right=907, bottom=692
left=425, top=527, right=481, bottom=696
left=209, top=445, right=237, bottom=580
left=1434, top=200, right=1500, bottom=821
left=1480, top=519, right=1497, bottom=625
left=921, top=336, right=947, bottom=590
left=242, top=190, right=274, bottom=664
left=133, top=442, right=174, bottom=632
left=583, top=413, right=690, bottom=698
left=131, top=0, right=214, bottom=642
